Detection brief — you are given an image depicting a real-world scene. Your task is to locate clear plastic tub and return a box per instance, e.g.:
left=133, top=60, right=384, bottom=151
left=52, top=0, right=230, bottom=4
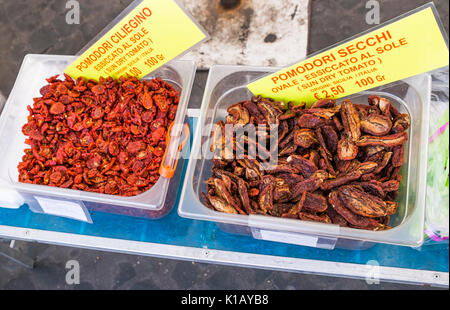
left=179, top=65, right=431, bottom=250
left=0, top=54, right=196, bottom=219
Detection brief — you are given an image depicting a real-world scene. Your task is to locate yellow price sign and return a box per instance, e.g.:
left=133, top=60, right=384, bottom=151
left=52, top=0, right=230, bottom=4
left=65, top=0, right=207, bottom=80
left=247, top=6, right=449, bottom=105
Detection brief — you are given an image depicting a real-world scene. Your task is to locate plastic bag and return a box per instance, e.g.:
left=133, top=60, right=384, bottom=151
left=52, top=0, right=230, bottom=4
left=423, top=68, right=449, bottom=248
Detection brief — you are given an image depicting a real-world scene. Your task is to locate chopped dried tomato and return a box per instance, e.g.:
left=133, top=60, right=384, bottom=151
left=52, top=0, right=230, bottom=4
left=108, top=142, right=120, bottom=156
left=141, top=91, right=154, bottom=110
left=49, top=102, right=66, bottom=115
left=91, top=107, right=104, bottom=119
left=18, top=75, right=180, bottom=196
left=127, top=141, right=142, bottom=154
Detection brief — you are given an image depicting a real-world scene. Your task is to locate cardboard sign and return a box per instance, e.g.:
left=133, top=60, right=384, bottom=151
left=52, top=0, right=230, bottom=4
left=65, top=0, right=207, bottom=80
left=247, top=6, right=449, bottom=104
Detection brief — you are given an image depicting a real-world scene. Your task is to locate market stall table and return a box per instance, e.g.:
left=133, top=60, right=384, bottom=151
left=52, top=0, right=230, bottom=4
left=0, top=114, right=448, bottom=288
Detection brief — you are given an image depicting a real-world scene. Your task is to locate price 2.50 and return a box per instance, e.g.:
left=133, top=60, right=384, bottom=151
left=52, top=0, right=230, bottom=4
left=314, top=85, right=345, bottom=100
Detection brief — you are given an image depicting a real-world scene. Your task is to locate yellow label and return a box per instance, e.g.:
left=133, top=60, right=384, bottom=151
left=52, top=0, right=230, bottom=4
left=247, top=7, right=449, bottom=105
left=65, top=0, right=206, bottom=80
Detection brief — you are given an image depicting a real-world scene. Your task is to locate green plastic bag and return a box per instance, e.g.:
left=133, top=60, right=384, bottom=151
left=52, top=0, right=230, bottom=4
left=424, top=69, right=449, bottom=244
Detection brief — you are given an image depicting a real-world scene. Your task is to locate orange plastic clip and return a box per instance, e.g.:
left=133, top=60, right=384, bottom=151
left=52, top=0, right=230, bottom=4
left=159, top=122, right=190, bottom=179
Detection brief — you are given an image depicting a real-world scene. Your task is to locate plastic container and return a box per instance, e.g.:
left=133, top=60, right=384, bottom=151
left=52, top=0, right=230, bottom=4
left=179, top=65, right=431, bottom=250
left=0, top=54, right=196, bottom=219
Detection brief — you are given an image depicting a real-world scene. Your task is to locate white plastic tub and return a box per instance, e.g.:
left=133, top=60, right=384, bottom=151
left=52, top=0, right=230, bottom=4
left=178, top=65, right=431, bottom=250
left=0, top=54, right=196, bottom=219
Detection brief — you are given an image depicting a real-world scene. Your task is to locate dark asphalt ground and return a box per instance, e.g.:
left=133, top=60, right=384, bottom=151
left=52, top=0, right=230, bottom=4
left=0, top=0, right=448, bottom=290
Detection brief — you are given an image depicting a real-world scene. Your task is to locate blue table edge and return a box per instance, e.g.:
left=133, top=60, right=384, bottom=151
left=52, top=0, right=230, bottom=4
left=0, top=224, right=447, bottom=287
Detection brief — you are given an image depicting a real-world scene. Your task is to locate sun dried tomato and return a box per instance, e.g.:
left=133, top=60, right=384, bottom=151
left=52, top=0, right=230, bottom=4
left=203, top=95, right=409, bottom=231
left=141, top=91, right=154, bottom=110
left=18, top=74, right=180, bottom=197
left=91, top=107, right=104, bottom=119
left=153, top=94, right=169, bottom=112
left=150, top=127, right=166, bottom=144
left=153, top=146, right=165, bottom=157
left=80, top=132, right=94, bottom=146
left=91, top=85, right=105, bottom=95
left=136, top=151, right=149, bottom=161
left=108, top=142, right=120, bottom=156
left=142, top=111, right=155, bottom=123
left=29, top=129, right=45, bottom=141
left=117, top=151, right=128, bottom=164
left=168, top=104, right=178, bottom=120
left=49, top=102, right=66, bottom=115
left=127, top=141, right=142, bottom=154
